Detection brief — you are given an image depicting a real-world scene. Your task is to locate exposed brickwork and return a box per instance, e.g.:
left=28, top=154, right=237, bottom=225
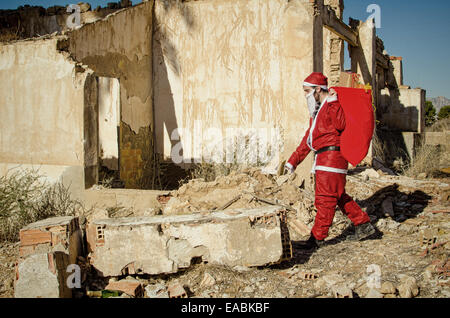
left=18, top=217, right=82, bottom=262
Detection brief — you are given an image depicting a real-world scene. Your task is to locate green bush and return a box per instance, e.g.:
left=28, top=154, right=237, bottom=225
left=438, top=105, right=450, bottom=120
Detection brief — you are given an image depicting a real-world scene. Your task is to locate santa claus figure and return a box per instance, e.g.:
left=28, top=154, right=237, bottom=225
left=285, top=72, right=376, bottom=249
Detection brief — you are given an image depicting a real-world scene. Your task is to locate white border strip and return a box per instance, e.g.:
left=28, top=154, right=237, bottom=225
left=315, top=165, right=348, bottom=174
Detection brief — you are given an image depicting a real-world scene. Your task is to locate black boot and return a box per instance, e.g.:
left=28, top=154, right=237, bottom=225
left=346, top=222, right=376, bottom=241
left=303, top=234, right=326, bottom=249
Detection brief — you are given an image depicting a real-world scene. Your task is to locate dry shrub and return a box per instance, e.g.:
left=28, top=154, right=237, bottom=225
left=404, top=144, right=443, bottom=178
left=426, top=117, right=450, bottom=132
left=188, top=162, right=246, bottom=183
left=0, top=29, right=20, bottom=42
left=186, top=132, right=278, bottom=183
left=371, top=131, right=389, bottom=164
left=0, top=167, right=84, bottom=242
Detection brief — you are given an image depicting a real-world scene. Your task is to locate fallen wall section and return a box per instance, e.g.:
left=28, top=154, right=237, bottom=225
left=86, top=206, right=292, bottom=277
left=14, top=216, right=83, bottom=298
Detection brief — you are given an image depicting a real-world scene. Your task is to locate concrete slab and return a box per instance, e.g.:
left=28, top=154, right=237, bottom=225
left=14, top=252, right=72, bottom=298
left=86, top=206, right=292, bottom=277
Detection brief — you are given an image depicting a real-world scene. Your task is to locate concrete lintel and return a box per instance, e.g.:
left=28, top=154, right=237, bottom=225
left=321, top=5, right=358, bottom=47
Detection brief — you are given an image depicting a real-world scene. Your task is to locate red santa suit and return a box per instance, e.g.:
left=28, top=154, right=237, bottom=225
left=286, top=73, right=370, bottom=241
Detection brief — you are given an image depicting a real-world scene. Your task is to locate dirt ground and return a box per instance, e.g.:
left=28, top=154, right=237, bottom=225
left=1, top=167, right=449, bottom=298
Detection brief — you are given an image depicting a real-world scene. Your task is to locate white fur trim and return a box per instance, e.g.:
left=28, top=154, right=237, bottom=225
left=307, top=98, right=328, bottom=152
left=285, top=162, right=294, bottom=173
left=327, top=95, right=338, bottom=103
left=304, top=82, right=328, bottom=90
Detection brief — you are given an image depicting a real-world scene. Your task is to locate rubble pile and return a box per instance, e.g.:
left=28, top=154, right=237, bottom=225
left=0, top=166, right=449, bottom=298
left=159, top=168, right=319, bottom=241
left=162, top=169, right=308, bottom=214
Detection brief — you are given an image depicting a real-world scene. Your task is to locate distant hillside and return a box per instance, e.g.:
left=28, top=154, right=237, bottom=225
left=428, top=96, right=450, bottom=113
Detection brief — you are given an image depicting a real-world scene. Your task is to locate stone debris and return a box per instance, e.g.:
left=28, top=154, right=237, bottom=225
left=145, top=283, right=169, bottom=298
left=314, top=273, right=345, bottom=290
left=278, top=267, right=299, bottom=279
left=160, top=168, right=311, bottom=216
left=199, top=272, right=216, bottom=288
left=360, top=168, right=380, bottom=180
left=232, top=265, right=251, bottom=272
left=380, top=281, right=397, bottom=294
left=288, top=219, right=312, bottom=237
left=243, top=285, right=254, bottom=293
left=332, top=285, right=353, bottom=298
left=365, top=288, right=384, bottom=298
left=397, top=275, right=419, bottom=298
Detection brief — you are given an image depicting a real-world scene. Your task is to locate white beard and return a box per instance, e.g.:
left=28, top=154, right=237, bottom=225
left=306, top=91, right=319, bottom=118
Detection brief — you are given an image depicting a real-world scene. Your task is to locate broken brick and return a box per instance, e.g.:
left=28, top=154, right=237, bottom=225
left=168, top=281, right=187, bottom=298
left=298, top=272, right=319, bottom=280
left=105, top=280, right=144, bottom=297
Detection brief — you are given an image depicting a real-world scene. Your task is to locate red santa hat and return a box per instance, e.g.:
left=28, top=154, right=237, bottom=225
left=304, top=72, right=328, bottom=90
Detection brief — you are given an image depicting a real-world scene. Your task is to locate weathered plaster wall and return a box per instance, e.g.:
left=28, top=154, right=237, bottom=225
left=67, top=1, right=154, bottom=189
left=154, top=0, right=318, bottom=183
left=0, top=38, right=89, bottom=200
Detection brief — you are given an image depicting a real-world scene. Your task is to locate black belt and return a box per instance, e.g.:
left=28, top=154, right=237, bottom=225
left=315, top=146, right=340, bottom=155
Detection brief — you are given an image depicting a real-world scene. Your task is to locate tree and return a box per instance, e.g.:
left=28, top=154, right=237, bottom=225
left=425, top=101, right=437, bottom=126
left=438, top=105, right=450, bottom=120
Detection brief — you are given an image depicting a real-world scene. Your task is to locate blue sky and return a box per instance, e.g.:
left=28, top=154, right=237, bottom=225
left=1, top=0, right=449, bottom=98
left=343, top=0, right=450, bottom=98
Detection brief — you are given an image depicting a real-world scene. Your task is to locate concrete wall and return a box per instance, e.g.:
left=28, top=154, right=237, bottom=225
left=67, top=1, right=154, bottom=189
left=0, top=38, right=89, bottom=201
left=380, top=87, right=425, bottom=133
left=153, top=0, right=317, bottom=183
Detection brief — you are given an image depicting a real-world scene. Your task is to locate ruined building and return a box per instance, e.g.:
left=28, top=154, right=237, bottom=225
left=0, top=0, right=426, bottom=205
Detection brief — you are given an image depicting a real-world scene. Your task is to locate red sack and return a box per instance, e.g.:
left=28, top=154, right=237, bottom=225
left=331, top=87, right=375, bottom=167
